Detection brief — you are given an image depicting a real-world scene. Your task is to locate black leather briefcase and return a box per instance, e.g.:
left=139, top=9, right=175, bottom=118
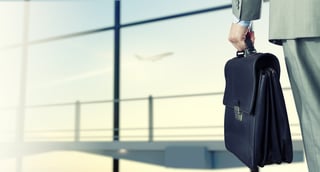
left=223, top=36, right=293, bottom=171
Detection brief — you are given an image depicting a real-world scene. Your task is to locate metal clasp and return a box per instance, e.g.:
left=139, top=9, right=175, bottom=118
left=234, top=106, right=243, bottom=121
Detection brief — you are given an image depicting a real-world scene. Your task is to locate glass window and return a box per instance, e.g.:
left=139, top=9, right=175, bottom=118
left=0, top=49, right=20, bottom=144
left=120, top=10, right=234, bottom=140
left=27, top=31, right=114, bottom=105
left=122, top=0, right=229, bottom=23
left=81, top=103, right=113, bottom=141
left=121, top=11, right=234, bottom=98
left=153, top=96, right=223, bottom=141
left=0, top=1, right=23, bottom=147
left=0, top=49, right=21, bottom=107
left=0, top=2, right=23, bottom=48
left=29, top=0, right=114, bottom=41
left=0, top=158, right=16, bottom=172
left=120, top=100, right=149, bottom=141
left=0, top=109, right=16, bottom=142
left=25, top=106, right=75, bottom=141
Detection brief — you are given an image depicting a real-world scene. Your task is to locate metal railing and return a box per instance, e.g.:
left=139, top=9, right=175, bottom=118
left=0, top=88, right=302, bottom=142
left=24, top=92, right=225, bottom=142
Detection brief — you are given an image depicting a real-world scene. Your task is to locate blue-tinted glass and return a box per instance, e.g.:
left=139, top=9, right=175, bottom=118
left=121, top=11, right=234, bottom=98
left=120, top=10, right=235, bottom=140
left=122, top=0, right=229, bottom=23
left=29, top=0, right=113, bottom=41
left=27, top=31, right=114, bottom=105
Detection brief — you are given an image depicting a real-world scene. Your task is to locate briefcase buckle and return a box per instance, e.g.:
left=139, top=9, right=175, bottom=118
left=234, top=106, right=243, bottom=121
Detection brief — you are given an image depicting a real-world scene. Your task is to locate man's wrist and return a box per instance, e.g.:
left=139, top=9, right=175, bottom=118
left=233, top=17, right=252, bottom=28
left=238, top=20, right=252, bottom=28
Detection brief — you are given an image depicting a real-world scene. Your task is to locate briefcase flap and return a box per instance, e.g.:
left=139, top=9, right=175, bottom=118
left=223, top=53, right=280, bottom=114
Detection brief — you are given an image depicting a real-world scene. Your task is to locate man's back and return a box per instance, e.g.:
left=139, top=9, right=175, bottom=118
left=269, top=0, right=320, bottom=40
left=232, top=0, right=320, bottom=41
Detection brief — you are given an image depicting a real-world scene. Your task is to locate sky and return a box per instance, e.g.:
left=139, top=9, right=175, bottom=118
left=0, top=0, right=308, bottom=172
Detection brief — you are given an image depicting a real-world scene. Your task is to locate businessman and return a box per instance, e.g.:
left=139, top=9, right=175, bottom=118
left=228, top=0, right=320, bottom=171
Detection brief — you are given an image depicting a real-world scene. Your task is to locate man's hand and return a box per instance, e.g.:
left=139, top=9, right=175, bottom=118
left=228, top=23, right=255, bottom=51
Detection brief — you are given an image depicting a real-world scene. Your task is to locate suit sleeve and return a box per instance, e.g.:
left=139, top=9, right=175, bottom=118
left=232, top=0, right=262, bottom=20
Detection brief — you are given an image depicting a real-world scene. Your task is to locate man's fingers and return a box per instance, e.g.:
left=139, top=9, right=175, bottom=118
left=228, top=23, right=249, bottom=51
left=232, top=40, right=247, bottom=51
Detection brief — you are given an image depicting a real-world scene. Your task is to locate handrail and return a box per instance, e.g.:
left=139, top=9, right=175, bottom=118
left=0, top=88, right=301, bottom=142
left=0, top=124, right=302, bottom=141
left=22, top=125, right=302, bottom=141
left=0, top=87, right=291, bottom=110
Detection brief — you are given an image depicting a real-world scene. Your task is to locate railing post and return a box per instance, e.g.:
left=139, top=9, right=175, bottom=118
left=75, top=101, right=81, bottom=142
left=148, top=95, right=154, bottom=142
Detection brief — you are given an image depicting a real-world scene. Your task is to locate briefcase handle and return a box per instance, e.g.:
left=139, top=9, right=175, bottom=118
left=236, top=32, right=257, bottom=58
